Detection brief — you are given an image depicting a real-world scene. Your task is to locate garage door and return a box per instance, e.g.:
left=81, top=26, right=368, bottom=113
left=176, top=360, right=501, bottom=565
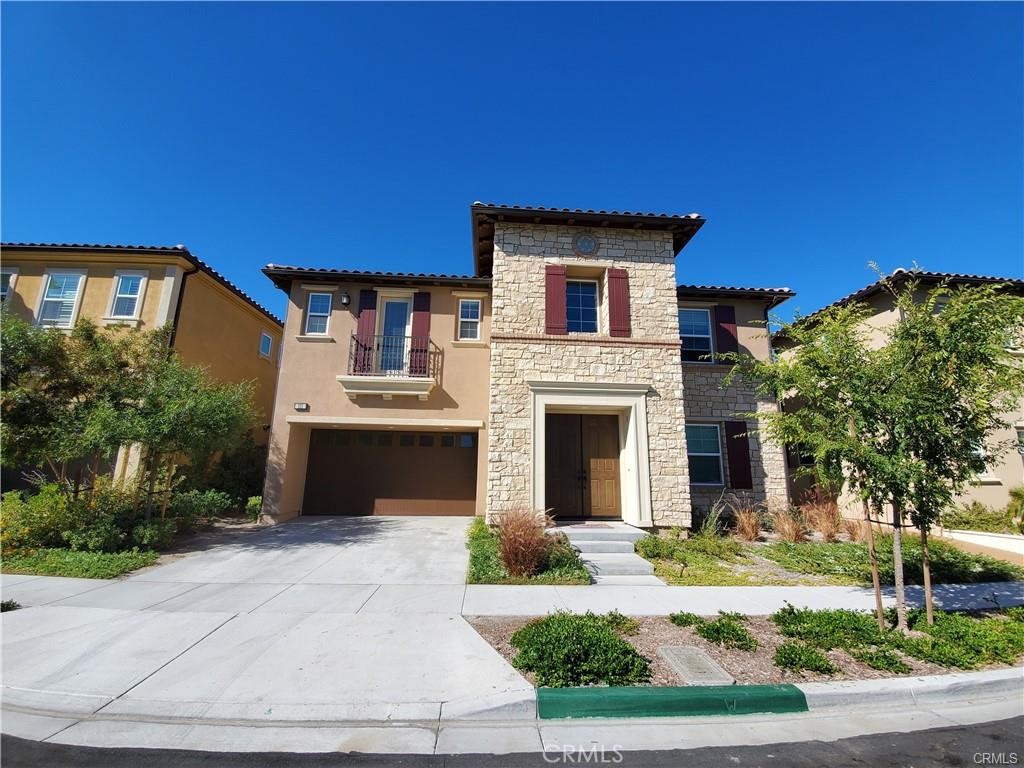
left=302, top=429, right=477, bottom=516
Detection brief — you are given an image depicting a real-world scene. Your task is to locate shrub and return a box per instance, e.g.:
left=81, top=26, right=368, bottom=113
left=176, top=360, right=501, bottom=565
left=686, top=532, right=743, bottom=560
left=771, top=605, right=888, bottom=650
left=774, top=642, right=837, bottom=674
left=1007, top=488, right=1024, bottom=534
left=466, top=518, right=589, bottom=585
left=496, top=508, right=552, bottom=578
left=130, top=519, right=177, bottom=550
left=63, top=518, right=126, bottom=553
left=942, top=501, right=1017, bottom=535
left=246, top=496, right=263, bottom=523
left=1003, top=606, right=1024, bottom=623
left=842, top=518, right=864, bottom=542
left=772, top=509, right=806, bottom=543
left=635, top=533, right=683, bottom=561
left=1, top=547, right=159, bottom=579
left=510, top=612, right=651, bottom=687
left=602, top=610, right=640, bottom=635
left=669, top=611, right=704, bottom=627
left=851, top=647, right=911, bottom=673
left=801, top=497, right=841, bottom=542
left=900, top=610, right=1024, bottom=668
left=0, top=484, right=72, bottom=550
left=466, top=518, right=505, bottom=583
left=169, top=489, right=233, bottom=533
left=733, top=505, right=762, bottom=542
left=695, top=612, right=758, bottom=651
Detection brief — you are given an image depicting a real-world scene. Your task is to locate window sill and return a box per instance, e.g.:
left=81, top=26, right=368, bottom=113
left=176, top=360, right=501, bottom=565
left=691, top=482, right=725, bottom=487
left=295, top=335, right=335, bottom=343
left=975, top=476, right=1003, bottom=486
left=101, top=317, right=141, bottom=328
left=452, top=339, right=487, bottom=348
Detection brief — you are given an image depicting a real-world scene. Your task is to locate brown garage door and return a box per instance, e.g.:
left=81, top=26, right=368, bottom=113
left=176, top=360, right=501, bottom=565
left=302, top=429, right=477, bottom=516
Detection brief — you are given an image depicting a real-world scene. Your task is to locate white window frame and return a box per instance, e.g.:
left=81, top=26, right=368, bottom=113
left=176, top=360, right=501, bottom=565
left=258, top=330, right=274, bottom=360
left=0, top=267, right=19, bottom=302
left=565, top=278, right=600, bottom=334
left=106, top=270, right=148, bottom=320
left=679, top=306, right=715, bottom=364
left=686, top=422, right=725, bottom=486
left=304, top=292, right=333, bottom=336
left=36, top=269, right=87, bottom=329
left=457, top=298, right=482, bottom=341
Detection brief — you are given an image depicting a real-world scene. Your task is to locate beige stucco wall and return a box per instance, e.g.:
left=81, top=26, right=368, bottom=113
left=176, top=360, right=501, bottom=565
left=486, top=223, right=693, bottom=527
left=174, top=272, right=283, bottom=443
left=262, top=280, right=492, bottom=520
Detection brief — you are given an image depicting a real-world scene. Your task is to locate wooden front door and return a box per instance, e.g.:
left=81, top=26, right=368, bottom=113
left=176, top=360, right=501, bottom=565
left=544, top=414, right=621, bottom=519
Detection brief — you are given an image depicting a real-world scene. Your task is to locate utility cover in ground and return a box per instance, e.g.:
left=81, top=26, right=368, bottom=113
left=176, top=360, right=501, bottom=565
left=658, top=646, right=735, bottom=685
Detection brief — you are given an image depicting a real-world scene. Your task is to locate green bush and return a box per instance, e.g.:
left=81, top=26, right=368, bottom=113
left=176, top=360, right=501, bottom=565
left=668, top=611, right=704, bottom=628
left=63, top=518, right=126, bottom=553
left=246, top=496, right=263, bottom=523
left=465, top=518, right=589, bottom=585
left=899, top=611, right=1024, bottom=668
left=635, top=534, right=682, bottom=561
left=59, top=481, right=137, bottom=552
left=771, top=605, right=889, bottom=650
left=130, top=519, right=178, bottom=550
left=602, top=610, right=640, bottom=636
left=942, top=501, right=1018, bottom=535
left=774, top=642, right=837, bottom=674
left=851, top=647, right=911, bottom=673
left=1, top=547, right=158, bottom=578
left=695, top=612, right=758, bottom=651
left=510, top=612, right=651, bottom=687
left=0, top=485, right=73, bottom=550
left=686, top=533, right=743, bottom=560
left=168, top=489, right=233, bottom=533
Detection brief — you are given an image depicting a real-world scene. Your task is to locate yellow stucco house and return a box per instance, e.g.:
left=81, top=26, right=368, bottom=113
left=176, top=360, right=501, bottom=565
left=0, top=243, right=283, bottom=444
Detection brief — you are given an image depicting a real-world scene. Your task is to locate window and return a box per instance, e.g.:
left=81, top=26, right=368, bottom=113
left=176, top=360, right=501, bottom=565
left=304, top=292, right=332, bottom=335
left=259, top=331, right=274, bottom=359
left=0, top=268, right=18, bottom=302
left=458, top=298, right=481, bottom=340
left=566, top=280, right=598, bottom=333
left=38, top=270, right=85, bottom=328
left=418, top=434, right=434, bottom=448
left=440, top=434, right=456, bottom=448
left=686, top=424, right=724, bottom=485
left=679, top=308, right=713, bottom=363
left=459, top=433, right=475, bottom=448
left=109, top=272, right=146, bottom=318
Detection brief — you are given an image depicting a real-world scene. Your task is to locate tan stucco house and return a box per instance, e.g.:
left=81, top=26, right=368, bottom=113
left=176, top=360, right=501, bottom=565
left=262, top=203, right=793, bottom=528
left=0, top=243, right=284, bottom=444
left=784, top=268, right=1024, bottom=513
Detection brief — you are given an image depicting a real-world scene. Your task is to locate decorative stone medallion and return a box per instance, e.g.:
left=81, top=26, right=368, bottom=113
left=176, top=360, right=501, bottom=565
left=572, top=233, right=599, bottom=257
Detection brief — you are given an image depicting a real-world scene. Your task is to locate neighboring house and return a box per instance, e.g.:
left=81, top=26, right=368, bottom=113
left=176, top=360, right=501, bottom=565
left=262, top=203, right=794, bottom=527
left=783, top=268, right=1024, bottom=513
left=0, top=243, right=284, bottom=449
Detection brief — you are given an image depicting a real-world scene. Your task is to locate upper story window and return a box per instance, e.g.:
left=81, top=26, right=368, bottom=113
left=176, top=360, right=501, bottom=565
left=304, top=292, right=332, bottom=335
left=0, top=268, right=18, bottom=302
left=686, top=423, right=724, bottom=485
left=679, top=308, right=713, bottom=362
left=566, top=280, right=598, bottom=333
left=38, top=270, right=86, bottom=328
left=458, top=298, right=481, bottom=340
left=259, top=330, right=274, bottom=359
left=109, top=271, right=147, bottom=319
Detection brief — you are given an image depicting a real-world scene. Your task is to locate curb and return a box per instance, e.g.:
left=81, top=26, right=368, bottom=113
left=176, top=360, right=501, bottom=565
left=536, top=684, right=808, bottom=719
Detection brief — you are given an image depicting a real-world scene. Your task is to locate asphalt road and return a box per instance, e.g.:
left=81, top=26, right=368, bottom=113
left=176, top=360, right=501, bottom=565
left=3, top=718, right=1022, bottom=768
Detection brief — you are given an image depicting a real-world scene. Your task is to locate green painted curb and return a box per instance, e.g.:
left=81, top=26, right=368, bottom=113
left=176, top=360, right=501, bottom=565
left=537, top=684, right=808, bottom=719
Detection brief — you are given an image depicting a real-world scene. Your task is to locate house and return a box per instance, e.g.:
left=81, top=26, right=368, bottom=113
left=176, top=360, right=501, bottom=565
left=261, top=203, right=794, bottom=527
left=0, top=243, right=284, bottom=449
left=783, top=268, right=1024, bottom=513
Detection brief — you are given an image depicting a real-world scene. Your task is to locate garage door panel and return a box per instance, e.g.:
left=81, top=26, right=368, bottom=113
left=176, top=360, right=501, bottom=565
left=302, top=429, right=477, bottom=516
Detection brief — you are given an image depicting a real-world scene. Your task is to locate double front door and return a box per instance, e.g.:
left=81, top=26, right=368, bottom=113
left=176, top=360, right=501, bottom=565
left=545, top=413, right=622, bottom=518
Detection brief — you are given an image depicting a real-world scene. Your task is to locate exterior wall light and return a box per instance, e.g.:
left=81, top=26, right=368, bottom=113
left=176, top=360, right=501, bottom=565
left=339, top=292, right=351, bottom=307
left=293, top=402, right=310, bottom=412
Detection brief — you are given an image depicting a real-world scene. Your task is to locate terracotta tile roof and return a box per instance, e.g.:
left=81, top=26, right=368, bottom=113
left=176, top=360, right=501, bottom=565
left=262, top=264, right=491, bottom=292
left=676, top=283, right=795, bottom=309
left=472, top=202, right=704, bottom=220
left=1, top=242, right=282, bottom=325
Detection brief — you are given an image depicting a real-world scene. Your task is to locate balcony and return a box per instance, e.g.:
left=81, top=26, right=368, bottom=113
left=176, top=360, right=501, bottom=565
left=336, top=334, right=440, bottom=401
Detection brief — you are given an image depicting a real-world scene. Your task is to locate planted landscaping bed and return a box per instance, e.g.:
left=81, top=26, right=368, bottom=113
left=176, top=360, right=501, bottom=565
left=467, top=606, right=1024, bottom=688
left=466, top=517, right=590, bottom=585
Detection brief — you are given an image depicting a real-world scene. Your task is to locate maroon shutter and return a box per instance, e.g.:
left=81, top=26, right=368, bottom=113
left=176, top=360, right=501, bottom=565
left=724, top=420, right=753, bottom=489
left=544, top=264, right=567, bottom=335
left=353, top=289, right=377, bottom=373
left=607, top=268, right=631, bottom=338
left=410, top=292, right=431, bottom=377
left=714, top=304, right=738, bottom=361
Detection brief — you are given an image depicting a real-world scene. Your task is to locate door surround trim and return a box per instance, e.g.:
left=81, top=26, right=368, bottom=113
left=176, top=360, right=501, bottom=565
left=527, top=381, right=653, bottom=527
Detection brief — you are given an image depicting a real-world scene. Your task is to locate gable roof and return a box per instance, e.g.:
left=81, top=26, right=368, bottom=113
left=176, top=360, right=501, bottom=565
left=262, top=264, right=491, bottom=292
left=677, top=283, right=795, bottom=308
left=1, top=242, right=282, bottom=326
left=470, top=202, right=705, bottom=277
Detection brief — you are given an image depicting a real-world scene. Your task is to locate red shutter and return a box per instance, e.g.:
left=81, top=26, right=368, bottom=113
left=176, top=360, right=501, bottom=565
left=607, top=268, right=631, bottom=338
left=544, top=264, right=567, bottom=335
left=714, top=305, right=738, bottom=360
left=410, top=292, right=431, bottom=377
left=725, top=420, right=753, bottom=489
left=353, top=289, right=377, bottom=373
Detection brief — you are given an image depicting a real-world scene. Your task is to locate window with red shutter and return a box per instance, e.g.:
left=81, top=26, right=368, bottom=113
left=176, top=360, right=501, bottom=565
left=544, top=264, right=567, bottom=335
left=607, top=268, right=631, bottom=338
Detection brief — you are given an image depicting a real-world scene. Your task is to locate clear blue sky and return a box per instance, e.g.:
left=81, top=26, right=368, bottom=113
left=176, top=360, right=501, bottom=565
left=3, top=2, right=1021, bottom=321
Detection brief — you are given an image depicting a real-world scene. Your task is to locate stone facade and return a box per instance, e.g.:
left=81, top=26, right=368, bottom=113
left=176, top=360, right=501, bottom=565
left=486, top=223, right=693, bottom=527
left=680, top=365, right=790, bottom=515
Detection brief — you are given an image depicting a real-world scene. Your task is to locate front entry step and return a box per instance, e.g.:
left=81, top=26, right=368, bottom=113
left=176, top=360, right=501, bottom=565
left=548, top=523, right=661, bottom=584
left=583, top=552, right=655, bottom=577
left=572, top=540, right=636, bottom=553
left=592, top=574, right=667, bottom=586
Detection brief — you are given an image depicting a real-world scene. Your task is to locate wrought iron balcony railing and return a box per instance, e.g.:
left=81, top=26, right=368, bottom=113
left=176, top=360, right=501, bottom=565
left=346, top=334, right=440, bottom=380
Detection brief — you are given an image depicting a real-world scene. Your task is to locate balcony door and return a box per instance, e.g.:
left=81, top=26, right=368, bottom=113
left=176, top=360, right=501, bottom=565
left=378, top=296, right=412, bottom=374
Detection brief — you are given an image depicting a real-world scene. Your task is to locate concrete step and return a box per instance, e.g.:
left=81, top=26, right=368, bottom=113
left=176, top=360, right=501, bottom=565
left=572, top=540, right=636, bottom=554
left=555, top=524, right=648, bottom=544
left=583, top=552, right=655, bottom=576
left=591, top=574, right=666, bottom=586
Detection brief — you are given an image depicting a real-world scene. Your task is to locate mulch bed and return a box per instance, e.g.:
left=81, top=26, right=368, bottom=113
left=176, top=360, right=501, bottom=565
left=466, top=615, right=986, bottom=687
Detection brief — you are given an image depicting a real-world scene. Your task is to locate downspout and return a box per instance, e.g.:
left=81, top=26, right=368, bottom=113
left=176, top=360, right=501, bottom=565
left=167, top=264, right=200, bottom=349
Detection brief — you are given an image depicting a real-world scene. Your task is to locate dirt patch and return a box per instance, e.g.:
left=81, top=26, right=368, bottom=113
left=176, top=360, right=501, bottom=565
left=466, top=614, right=1007, bottom=687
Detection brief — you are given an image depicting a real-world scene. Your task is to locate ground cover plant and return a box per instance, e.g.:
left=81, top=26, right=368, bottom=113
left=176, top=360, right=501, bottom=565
left=670, top=610, right=758, bottom=651
left=465, top=517, right=589, bottom=585
left=942, top=492, right=1024, bottom=535
left=1, top=547, right=159, bottom=579
left=509, top=611, right=651, bottom=687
